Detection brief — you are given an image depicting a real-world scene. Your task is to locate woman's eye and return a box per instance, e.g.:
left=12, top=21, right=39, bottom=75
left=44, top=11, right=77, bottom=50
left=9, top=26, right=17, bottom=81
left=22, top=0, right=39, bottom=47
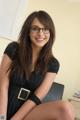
left=44, top=28, right=49, bottom=31
left=31, top=27, right=39, bottom=31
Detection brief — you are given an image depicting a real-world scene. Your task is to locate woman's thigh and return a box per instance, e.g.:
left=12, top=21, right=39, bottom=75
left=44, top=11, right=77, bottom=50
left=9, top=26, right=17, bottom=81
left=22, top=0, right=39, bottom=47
left=24, top=100, right=74, bottom=120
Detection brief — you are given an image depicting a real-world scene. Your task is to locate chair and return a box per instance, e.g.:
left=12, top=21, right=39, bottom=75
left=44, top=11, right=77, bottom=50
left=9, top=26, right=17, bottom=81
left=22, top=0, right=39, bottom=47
left=42, top=82, right=64, bottom=103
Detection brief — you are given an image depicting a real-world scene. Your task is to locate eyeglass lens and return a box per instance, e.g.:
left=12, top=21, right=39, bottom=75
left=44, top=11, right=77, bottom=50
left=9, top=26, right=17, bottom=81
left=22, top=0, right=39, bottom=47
left=30, top=26, right=49, bottom=34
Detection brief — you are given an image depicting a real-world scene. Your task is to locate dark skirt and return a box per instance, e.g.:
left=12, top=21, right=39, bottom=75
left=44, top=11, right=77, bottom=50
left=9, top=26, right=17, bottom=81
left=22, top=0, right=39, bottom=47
left=7, top=86, right=25, bottom=120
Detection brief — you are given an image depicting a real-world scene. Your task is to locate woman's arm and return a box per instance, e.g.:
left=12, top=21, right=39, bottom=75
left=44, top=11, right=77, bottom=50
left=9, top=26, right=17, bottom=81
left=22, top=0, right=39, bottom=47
left=11, top=72, right=57, bottom=120
left=34, top=72, right=56, bottom=100
left=0, top=54, right=11, bottom=119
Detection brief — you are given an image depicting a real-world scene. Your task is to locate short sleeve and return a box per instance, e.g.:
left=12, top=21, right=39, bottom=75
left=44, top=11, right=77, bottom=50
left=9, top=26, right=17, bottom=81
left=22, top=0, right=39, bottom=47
left=4, top=42, right=18, bottom=60
left=47, top=57, right=60, bottom=73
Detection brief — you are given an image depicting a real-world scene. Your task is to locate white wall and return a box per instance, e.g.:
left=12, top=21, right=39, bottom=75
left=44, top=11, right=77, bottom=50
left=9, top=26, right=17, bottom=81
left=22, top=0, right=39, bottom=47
left=0, top=0, right=28, bottom=40
left=0, top=0, right=80, bottom=100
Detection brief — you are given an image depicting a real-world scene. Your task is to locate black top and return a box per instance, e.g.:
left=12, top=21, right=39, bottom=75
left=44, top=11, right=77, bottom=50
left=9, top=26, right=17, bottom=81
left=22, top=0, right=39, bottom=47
left=4, top=42, right=60, bottom=120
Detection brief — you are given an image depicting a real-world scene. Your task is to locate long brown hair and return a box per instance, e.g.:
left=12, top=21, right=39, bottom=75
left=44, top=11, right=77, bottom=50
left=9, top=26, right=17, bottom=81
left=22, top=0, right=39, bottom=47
left=9, top=10, right=55, bottom=80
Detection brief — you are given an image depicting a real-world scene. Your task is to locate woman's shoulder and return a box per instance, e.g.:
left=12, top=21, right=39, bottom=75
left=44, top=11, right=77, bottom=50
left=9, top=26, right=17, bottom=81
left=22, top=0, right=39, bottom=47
left=4, top=41, right=19, bottom=60
left=47, top=56, right=60, bottom=73
left=6, top=41, right=18, bottom=47
left=49, top=56, right=60, bottom=65
left=4, top=41, right=18, bottom=50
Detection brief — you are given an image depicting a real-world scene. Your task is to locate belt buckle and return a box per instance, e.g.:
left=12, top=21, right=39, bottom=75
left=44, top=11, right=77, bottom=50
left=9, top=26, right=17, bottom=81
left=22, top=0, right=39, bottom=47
left=18, top=88, right=31, bottom=101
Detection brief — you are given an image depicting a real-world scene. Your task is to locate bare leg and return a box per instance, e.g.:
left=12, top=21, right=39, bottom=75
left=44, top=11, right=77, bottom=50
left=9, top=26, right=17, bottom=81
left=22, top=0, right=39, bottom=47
left=24, top=101, right=75, bottom=120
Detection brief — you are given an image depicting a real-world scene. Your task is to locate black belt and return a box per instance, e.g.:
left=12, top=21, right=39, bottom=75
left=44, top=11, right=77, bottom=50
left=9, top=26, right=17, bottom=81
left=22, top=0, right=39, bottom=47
left=9, top=86, right=31, bottom=101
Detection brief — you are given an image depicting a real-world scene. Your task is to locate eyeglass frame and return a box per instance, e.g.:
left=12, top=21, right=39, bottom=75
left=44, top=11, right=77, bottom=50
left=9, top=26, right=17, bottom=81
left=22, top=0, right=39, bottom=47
left=30, top=26, right=50, bottom=34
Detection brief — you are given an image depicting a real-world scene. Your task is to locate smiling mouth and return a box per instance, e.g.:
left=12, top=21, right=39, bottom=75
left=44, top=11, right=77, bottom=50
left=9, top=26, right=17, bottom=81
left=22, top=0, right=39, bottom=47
left=35, top=37, right=45, bottom=41
left=37, top=39, right=43, bottom=41
left=36, top=39, right=45, bottom=43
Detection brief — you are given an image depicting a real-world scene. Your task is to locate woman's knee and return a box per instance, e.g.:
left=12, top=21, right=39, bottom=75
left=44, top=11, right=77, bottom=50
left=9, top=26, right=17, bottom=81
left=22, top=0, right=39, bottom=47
left=59, top=101, right=75, bottom=118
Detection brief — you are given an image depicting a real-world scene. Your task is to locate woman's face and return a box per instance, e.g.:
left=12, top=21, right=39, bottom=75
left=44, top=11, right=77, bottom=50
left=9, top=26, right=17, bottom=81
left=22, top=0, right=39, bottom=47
left=29, top=18, right=50, bottom=48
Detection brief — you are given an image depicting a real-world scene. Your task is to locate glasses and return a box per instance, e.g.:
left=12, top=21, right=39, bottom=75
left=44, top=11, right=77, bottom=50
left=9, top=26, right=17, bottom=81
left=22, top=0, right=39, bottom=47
left=30, top=26, right=50, bottom=34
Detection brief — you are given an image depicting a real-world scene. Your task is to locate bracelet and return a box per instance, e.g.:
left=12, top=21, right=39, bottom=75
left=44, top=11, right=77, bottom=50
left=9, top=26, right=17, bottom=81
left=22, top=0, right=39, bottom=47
left=29, top=94, right=41, bottom=105
left=0, top=115, right=6, bottom=120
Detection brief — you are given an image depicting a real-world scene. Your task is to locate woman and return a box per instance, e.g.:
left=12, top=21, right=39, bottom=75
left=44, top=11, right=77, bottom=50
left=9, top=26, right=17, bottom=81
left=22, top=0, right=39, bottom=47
left=0, top=10, right=75, bottom=120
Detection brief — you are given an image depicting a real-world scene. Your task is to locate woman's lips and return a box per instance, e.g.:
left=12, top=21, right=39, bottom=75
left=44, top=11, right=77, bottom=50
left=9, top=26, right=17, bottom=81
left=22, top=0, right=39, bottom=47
left=35, top=38, right=45, bottom=42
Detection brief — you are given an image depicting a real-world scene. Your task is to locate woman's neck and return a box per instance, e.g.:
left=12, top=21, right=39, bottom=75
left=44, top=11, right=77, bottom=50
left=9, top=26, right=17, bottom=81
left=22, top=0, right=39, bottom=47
left=32, top=43, right=42, bottom=57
